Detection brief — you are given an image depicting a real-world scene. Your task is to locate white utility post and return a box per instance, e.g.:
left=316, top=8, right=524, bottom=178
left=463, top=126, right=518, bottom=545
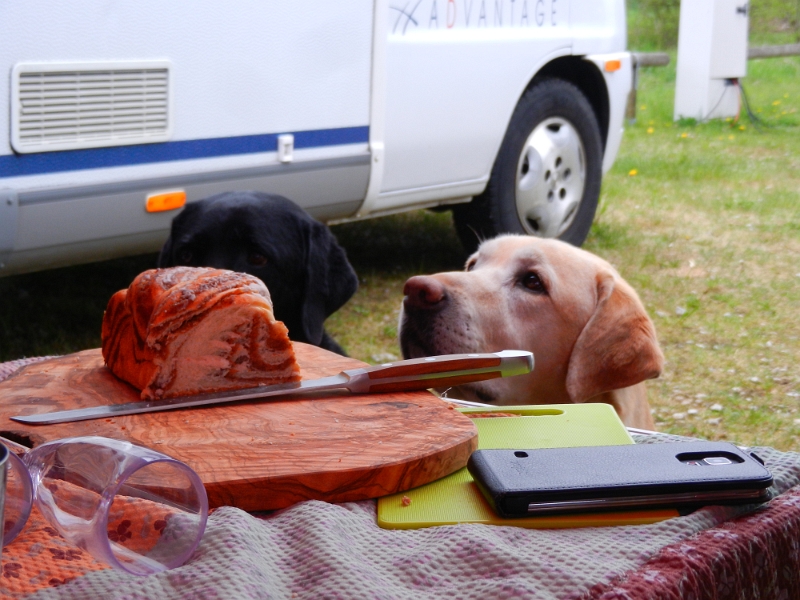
left=674, top=0, right=750, bottom=121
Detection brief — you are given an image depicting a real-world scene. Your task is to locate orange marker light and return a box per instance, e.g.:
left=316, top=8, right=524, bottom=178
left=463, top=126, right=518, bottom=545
left=604, top=59, right=622, bottom=73
left=146, top=190, right=186, bottom=213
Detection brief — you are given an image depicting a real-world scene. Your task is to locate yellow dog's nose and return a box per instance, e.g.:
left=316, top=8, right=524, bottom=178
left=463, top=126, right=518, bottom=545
left=403, top=275, right=447, bottom=310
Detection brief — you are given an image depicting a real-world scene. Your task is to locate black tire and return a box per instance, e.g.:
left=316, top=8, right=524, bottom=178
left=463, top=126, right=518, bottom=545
left=452, top=78, right=603, bottom=253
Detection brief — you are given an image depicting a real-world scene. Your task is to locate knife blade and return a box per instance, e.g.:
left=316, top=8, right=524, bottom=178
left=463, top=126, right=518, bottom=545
left=11, top=350, right=533, bottom=425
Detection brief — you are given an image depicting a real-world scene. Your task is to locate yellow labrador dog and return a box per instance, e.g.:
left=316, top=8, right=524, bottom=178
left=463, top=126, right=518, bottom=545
left=399, top=234, right=663, bottom=429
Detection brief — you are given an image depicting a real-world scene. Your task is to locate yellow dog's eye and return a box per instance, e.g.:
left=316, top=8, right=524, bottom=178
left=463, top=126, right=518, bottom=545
left=521, top=272, right=546, bottom=294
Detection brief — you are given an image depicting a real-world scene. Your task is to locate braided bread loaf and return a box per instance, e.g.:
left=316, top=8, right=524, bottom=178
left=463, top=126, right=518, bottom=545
left=102, top=267, right=300, bottom=399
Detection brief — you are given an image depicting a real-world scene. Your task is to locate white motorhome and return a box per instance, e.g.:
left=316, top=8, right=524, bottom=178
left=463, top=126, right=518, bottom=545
left=0, top=0, right=632, bottom=275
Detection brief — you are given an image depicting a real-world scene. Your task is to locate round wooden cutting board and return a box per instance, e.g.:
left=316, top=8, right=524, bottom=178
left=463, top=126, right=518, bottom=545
left=0, top=343, right=478, bottom=511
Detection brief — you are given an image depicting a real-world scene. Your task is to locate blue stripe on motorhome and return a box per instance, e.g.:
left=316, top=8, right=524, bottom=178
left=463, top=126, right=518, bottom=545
left=0, top=126, right=370, bottom=178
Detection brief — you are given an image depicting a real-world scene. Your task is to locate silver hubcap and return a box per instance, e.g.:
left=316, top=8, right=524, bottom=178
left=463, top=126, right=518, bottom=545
left=515, top=117, right=586, bottom=237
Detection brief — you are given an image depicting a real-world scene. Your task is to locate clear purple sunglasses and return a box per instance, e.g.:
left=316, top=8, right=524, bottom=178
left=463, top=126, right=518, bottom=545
left=2, top=436, right=208, bottom=576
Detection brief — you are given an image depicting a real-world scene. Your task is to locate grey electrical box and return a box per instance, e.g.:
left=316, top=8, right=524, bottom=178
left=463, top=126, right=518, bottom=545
left=674, top=0, right=750, bottom=121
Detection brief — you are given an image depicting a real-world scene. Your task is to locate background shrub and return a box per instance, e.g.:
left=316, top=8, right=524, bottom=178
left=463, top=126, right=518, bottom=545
left=628, top=0, right=800, bottom=50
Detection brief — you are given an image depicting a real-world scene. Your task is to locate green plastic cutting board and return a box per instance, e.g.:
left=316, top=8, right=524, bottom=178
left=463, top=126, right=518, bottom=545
left=377, top=403, right=677, bottom=529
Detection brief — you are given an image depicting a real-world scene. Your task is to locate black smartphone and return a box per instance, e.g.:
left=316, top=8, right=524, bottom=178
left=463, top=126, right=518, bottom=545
left=467, top=441, right=774, bottom=518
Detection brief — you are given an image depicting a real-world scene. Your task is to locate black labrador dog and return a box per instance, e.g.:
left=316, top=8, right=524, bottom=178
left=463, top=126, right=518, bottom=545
left=158, top=191, right=358, bottom=355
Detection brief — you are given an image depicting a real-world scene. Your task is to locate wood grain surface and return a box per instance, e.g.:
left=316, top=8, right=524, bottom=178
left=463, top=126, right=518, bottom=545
left=0, top=343, right=478, bottom=511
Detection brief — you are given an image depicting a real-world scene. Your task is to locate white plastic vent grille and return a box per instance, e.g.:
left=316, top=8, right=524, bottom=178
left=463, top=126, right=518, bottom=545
left=11, top=61, right=171, bottom=154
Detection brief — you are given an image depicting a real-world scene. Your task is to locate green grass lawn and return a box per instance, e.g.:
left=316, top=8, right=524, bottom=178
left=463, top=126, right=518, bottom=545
left=587, top=56, right=800, bottom=450
left=1, top=52, right=798, bottom=451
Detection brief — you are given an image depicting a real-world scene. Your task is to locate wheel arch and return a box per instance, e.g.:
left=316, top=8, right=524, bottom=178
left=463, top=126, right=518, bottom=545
left=527, top=56, right=610, bottom=152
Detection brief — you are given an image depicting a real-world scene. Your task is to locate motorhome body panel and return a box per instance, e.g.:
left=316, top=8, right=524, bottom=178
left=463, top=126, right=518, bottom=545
left=377, top=0, right=572, bottom=213
left=0, top=1, right=373, bottom=273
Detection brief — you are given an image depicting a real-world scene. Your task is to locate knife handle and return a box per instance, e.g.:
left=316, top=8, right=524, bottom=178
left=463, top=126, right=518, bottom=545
left=344, top=350, right=533, bottom=394
left=362, top=371, right=506, bottom=394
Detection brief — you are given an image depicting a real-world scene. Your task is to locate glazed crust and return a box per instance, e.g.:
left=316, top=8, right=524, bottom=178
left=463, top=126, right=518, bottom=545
left=102, top=267, right=301, bottom=399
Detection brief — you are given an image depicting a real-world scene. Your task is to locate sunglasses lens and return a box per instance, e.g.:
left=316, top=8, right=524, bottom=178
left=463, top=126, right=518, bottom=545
left=20, top=437, right=208, bottom=575
left=2, top=451, right=33, bottom=547
left=106, top=460, right=206, bottom=575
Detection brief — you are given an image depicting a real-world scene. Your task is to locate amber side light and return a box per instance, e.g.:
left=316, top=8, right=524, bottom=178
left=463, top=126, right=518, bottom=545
left=146, top=191, right=187, bottom=213
left=604, top=60, right=622, bottom=73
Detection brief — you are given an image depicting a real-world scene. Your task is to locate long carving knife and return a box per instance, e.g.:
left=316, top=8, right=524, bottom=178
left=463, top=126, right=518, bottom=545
left=12, top=350, right=533, bottom=425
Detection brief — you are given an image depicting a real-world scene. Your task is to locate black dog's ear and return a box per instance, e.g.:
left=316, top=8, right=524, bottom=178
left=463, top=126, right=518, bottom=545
left=157, top=234, right=174, bottom=267
left=301, top=221, right=358, bottom=346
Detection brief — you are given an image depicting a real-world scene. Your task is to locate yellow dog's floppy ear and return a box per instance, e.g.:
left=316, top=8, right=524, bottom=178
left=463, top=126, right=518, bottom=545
left=566, top=273, right=664, bottom=403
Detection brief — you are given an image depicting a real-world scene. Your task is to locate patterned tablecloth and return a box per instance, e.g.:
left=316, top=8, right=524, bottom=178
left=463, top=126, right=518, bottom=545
left=1, top=357, right=799, bottom=600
